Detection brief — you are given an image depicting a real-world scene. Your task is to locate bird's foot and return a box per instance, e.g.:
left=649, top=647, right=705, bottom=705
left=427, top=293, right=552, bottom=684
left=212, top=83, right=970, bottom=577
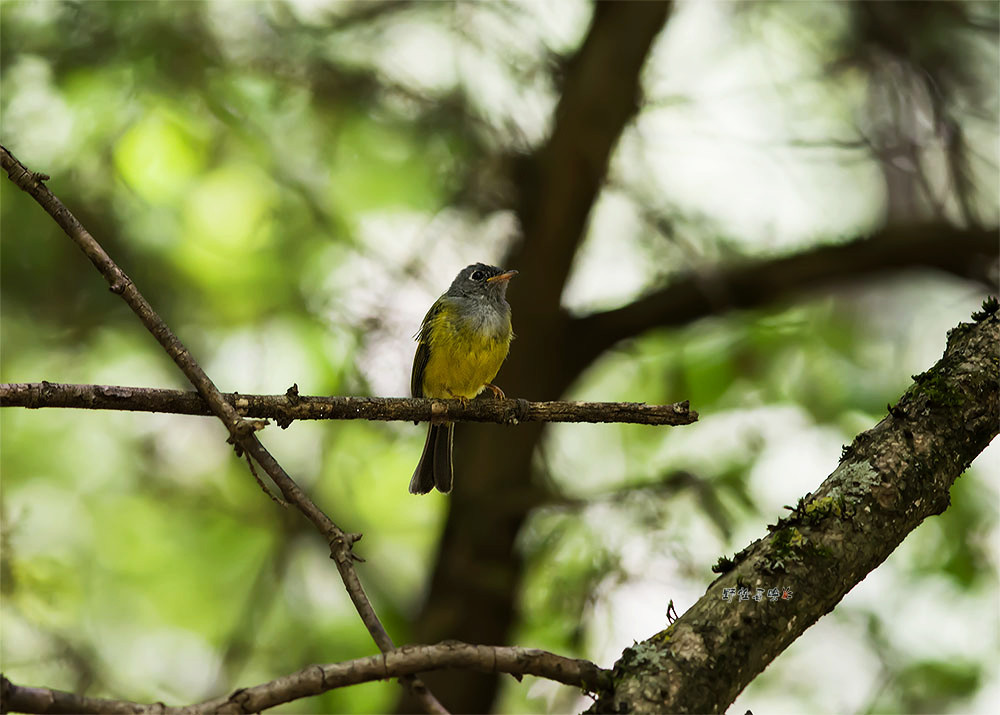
left=484, top=383, right=506, bottom=400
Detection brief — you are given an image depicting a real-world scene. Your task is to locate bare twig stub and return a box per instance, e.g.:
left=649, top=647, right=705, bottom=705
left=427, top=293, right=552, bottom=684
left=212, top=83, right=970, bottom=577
left=0, top=382, right=698, bottom=426
left=1, top=144, right=445, bottom=714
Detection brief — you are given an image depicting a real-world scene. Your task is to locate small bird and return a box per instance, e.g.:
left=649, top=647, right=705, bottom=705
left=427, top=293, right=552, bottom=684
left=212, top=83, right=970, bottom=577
left=409, top=263, right=517, bottom=494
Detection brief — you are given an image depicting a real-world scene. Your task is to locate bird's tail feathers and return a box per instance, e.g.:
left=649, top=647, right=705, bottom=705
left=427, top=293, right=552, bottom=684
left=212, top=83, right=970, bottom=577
left=409, top=423, right=454, bottom=494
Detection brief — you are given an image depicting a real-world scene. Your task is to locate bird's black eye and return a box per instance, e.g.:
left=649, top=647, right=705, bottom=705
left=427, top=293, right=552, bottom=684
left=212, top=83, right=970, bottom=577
left=470, top=270, right=485, bottom=281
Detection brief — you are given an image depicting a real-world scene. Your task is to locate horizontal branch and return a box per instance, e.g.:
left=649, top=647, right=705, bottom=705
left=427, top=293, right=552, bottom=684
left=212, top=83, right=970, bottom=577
left=1, top=642, right=611, bottom=714
left=567, top=223, right=998, bottom=375
left=0, top=383, right=698, bottom=427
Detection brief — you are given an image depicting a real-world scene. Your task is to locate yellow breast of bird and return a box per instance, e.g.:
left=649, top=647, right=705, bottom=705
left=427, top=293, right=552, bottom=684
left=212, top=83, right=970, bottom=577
left=421, top=304, right=512, bottom=400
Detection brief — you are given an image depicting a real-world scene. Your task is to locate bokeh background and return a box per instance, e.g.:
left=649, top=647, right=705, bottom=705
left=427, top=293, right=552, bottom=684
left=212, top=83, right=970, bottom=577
left=1, top=1, right=997, bottom=713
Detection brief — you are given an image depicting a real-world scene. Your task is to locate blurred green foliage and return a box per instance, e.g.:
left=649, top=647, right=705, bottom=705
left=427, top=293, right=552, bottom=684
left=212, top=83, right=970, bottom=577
left=2, top=1, right=997, bottom=714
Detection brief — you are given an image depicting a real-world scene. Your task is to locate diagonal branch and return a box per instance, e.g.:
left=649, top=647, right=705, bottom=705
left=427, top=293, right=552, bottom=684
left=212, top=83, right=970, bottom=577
left=509, top=0, right=673, bottom=311
left=0, top=383, right=698, bottom=427
left=567, top=223, right=998, bottom=377
left=1, top=642, right=610, bottom=714
left=590, top=305, right=999, bottom=713
left=0, top=145, right=445, bottom=715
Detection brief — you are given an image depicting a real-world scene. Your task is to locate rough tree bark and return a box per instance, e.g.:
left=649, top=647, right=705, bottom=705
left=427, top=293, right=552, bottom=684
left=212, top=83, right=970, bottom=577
left=590, top=306, right=999, bottom=713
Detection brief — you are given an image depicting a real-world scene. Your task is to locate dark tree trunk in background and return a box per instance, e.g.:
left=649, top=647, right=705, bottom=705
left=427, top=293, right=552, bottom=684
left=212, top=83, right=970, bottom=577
left=397, top=3, right=674, bottom=712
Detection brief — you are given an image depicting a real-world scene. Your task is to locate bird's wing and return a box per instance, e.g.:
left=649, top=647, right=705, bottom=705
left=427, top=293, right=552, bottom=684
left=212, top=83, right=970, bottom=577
left=410, top=299, right=443, bottom=398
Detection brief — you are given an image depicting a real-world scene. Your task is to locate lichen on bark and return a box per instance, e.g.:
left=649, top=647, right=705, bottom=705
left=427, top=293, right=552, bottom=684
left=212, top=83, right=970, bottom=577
left=590, top=309, right=998, bottom=713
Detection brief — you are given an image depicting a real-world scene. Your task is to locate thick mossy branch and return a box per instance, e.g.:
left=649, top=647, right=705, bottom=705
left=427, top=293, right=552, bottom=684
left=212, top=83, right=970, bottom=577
left=591, top=310, right=999, bottom=714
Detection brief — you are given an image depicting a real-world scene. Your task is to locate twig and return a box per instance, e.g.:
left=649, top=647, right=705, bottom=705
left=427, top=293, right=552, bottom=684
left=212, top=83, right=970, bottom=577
left=243, top=452, right=287, bottom=506
left=0, top=144, right=446, bottom=714
left=2, top=643, right=609, bottom=714
left=0, top=382, right=698, bottom=427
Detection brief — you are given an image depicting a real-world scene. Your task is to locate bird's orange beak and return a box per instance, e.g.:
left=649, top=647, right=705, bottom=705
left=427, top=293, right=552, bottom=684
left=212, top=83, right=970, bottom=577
left=487, top=269, right=518, bottom=283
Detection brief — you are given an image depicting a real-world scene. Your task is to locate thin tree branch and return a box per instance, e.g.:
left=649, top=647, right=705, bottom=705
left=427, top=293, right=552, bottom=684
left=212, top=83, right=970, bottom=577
left=0, top=383, right=698, bottom=427
left=590, top=305, right=999, bottom=713
left=0, top=145, right=445, bottom=715
left=567, top=223, right=998, bottom=377
left=1, top=674, right=146, bottom=715
left=1, top=643, right=610, bottom=714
